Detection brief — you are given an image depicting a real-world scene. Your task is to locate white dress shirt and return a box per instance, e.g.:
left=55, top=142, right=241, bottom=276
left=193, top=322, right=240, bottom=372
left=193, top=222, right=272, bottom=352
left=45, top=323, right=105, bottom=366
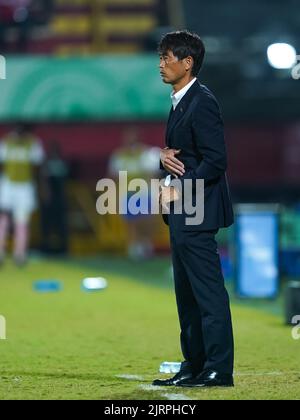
left=171, top=77, right=197, bottom=110
left=164, top=78, right=197, bottom=186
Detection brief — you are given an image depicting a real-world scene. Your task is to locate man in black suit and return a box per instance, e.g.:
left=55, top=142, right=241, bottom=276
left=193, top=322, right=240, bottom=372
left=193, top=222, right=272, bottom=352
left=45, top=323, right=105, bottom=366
left=153, top=31, right=235, bottom=388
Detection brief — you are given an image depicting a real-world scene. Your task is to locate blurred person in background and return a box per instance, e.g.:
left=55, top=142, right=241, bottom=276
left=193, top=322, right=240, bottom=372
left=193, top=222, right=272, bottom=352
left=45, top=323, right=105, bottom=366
left=153, top=31, right=234, bottom=388
left=108, top=127, right=160, bottom=260
left=0, top=0, right=53, bottom=52
left=0, top=123, right=45, bottom=265
left=40, top=140, right=69, bottom=255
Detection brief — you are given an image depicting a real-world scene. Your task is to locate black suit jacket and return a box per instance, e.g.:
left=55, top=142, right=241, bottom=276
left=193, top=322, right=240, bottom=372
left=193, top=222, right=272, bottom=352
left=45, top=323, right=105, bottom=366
left=161, top=80, right=234, bottom=231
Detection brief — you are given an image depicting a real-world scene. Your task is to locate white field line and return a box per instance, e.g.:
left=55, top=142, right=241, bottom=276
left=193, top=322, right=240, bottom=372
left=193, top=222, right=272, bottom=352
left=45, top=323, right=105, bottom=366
left=116, top=379, right=192, bottom=401
left=116, top=374, right=145, bottom=381
left=162, top=393, right=192, bottom=400
left=138, top=384, right=162, bottom=392
left=138, top=384, right=191, bottom=401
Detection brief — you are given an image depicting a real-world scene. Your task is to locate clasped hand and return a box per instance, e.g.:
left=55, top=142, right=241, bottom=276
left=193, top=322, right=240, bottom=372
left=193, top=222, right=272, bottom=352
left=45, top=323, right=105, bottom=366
left=160, top=148, right=185, bottom=177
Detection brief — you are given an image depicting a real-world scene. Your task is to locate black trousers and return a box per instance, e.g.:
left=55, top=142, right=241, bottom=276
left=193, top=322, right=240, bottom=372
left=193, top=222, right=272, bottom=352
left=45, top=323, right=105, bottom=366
left=170, top=228, right=234, bottom=375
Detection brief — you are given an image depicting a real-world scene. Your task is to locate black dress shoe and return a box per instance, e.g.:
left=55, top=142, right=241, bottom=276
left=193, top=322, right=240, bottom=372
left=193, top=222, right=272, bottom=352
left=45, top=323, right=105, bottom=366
left=152, top=370, right=194, bottom=387
left=178, top=370, right=234, bottom=388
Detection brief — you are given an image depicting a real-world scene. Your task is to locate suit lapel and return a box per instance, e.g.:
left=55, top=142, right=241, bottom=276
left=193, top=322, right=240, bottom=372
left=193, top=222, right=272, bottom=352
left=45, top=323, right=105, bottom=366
left=166, top=105, right=182, bottom=146
left=166, top=106, right=183, bottom=147
left=166, top=80, right=200, bottom=147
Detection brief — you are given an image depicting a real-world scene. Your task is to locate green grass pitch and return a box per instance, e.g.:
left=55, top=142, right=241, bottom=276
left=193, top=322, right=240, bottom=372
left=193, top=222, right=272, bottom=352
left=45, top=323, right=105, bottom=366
left=0, top=257, right=299, bottom=400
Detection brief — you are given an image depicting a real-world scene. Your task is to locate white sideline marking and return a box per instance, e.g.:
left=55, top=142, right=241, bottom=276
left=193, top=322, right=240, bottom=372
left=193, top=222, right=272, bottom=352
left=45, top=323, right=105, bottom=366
left=162, top=393, right=192, bottom=400
left=116, top=374, right=145, bottom=381
left=139, top=384, right=191, bottom=401
left=139, top=384, right=161, bottom=392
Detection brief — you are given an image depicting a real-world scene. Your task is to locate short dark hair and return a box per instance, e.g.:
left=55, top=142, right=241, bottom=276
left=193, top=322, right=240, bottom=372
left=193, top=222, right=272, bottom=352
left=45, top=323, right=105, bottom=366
left=158, top=30, right=205, bottom=77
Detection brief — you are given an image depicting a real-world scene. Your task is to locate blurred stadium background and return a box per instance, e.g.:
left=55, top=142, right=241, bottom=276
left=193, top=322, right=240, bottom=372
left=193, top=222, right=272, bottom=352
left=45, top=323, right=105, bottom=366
left=0, top=0, right=300, bottom=400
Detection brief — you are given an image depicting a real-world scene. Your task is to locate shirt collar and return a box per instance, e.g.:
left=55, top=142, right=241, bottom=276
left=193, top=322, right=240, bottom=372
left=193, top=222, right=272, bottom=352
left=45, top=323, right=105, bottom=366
left=171, top=78, right=197, bottom=110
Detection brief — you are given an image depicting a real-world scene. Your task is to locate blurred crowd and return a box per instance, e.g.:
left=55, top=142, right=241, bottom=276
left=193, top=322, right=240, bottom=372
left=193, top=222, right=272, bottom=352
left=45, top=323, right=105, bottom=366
left=0, top=0, right=53, bottom=52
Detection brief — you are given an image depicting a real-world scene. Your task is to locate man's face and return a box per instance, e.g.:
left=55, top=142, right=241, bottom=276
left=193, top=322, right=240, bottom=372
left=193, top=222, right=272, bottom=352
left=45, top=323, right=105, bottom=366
left=159, top=50, right=188, bottom=85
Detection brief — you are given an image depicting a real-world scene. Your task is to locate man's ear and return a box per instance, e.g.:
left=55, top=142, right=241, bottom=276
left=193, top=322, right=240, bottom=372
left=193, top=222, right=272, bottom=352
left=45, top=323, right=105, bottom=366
left=184, top=56, right=193, bottom=72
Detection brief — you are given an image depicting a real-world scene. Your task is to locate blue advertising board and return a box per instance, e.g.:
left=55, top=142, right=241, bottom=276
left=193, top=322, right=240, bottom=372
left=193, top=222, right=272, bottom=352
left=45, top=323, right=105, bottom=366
left=235, top=205, right=279, bottom=298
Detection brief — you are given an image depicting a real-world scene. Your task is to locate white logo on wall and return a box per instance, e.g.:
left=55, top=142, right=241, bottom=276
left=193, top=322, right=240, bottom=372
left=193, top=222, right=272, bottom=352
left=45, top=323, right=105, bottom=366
left=0, top=315, right=6, bottom=340
left=0, top=55, right=6, bottom=80
left=291, top=315, right=300, bottom=340
left=291, top=56, right=300, bottom=80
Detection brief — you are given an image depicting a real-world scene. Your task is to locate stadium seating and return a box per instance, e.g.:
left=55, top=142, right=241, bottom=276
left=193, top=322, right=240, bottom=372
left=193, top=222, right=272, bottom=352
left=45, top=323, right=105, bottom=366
left=53, top=0, right=159, bottom=55
left=4, top=0, right=162, bottom=55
